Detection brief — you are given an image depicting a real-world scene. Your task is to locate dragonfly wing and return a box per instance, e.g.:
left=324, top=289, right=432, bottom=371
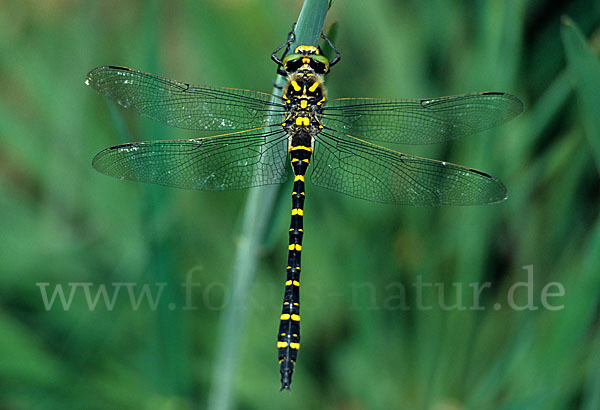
left=311, top=129, right=507, bottom=205
left=322, top=92, right=523, bottom=144
left=93, top=127, right=289, bottom=190
left=86, top=66, right=285, bottom=131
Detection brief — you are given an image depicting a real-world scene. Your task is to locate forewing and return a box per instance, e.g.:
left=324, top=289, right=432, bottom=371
left=322, top=92, right=523, bottom=144
left=86, top=66, right=284, bottom=131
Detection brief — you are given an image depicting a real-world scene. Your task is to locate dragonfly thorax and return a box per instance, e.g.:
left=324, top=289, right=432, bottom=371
left=282, top=72, right=325, bottom=146
left=283, top=73, right=326, bottom=107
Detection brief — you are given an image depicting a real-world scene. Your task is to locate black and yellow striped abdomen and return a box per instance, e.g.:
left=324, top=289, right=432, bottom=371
left=277, top=136, right=309, bottom=390
left=277, top=59, right=325, bottom=390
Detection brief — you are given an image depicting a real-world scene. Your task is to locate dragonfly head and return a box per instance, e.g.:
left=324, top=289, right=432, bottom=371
left=282, top=45, right=331, bottom=75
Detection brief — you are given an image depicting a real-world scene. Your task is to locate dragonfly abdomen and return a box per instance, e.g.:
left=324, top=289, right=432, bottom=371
left=276, top=44, right=327, bottom=390
left=277, top=129, right=313, bottom=390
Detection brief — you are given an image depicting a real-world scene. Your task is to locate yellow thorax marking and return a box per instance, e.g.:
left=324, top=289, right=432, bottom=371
left=308, top=82, right=319, bottom=92
left=291, top=80, right=301, bottom=92
left=294, top=117, right=310, bottom=126
left=291, top=145, right=311, bottom=152
left=300, top=99, right=308, bottom=109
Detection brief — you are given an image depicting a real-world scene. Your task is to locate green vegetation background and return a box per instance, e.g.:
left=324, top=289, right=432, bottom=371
left=1, top=0, right=599, bottom=409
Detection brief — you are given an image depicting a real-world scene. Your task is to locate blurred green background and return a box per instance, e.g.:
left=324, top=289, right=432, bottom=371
left=1, top=0, right=600, bottom=409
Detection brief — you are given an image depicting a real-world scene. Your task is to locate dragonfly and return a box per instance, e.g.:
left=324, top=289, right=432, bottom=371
left=86, top=30, right=523, bottom=390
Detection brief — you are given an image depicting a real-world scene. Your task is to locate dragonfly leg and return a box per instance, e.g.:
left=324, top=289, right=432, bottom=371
left=272, top=23, right=297, bottom=76
left=320, top=32, right=341, bottom=67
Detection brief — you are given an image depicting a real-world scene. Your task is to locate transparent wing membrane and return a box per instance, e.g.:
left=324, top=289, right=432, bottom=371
left=86, top=66, right=285, bottom=132
left=322, top=92, right=523, bottom=144
left=311, top=129, right=507, bottom=205
left=88, top=66, right=520, bottom=204
left=92, top=127, right=289, bottom=190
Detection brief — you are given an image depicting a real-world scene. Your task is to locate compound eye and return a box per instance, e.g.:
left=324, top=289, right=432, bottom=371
left=310, top=55, right=330, bottom=74
left=310, top=59, right=327, bottom=74
left=284, top=58, right=303, bottom=73
left=283, top=53, right=305, bottom=73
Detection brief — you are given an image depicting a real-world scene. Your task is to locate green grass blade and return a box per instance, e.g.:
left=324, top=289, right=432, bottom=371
left=561, top=16, right=600, bottom=170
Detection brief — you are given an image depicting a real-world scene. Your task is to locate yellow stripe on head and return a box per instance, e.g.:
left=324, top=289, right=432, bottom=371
left=295, top=45, right=318, bottom=54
